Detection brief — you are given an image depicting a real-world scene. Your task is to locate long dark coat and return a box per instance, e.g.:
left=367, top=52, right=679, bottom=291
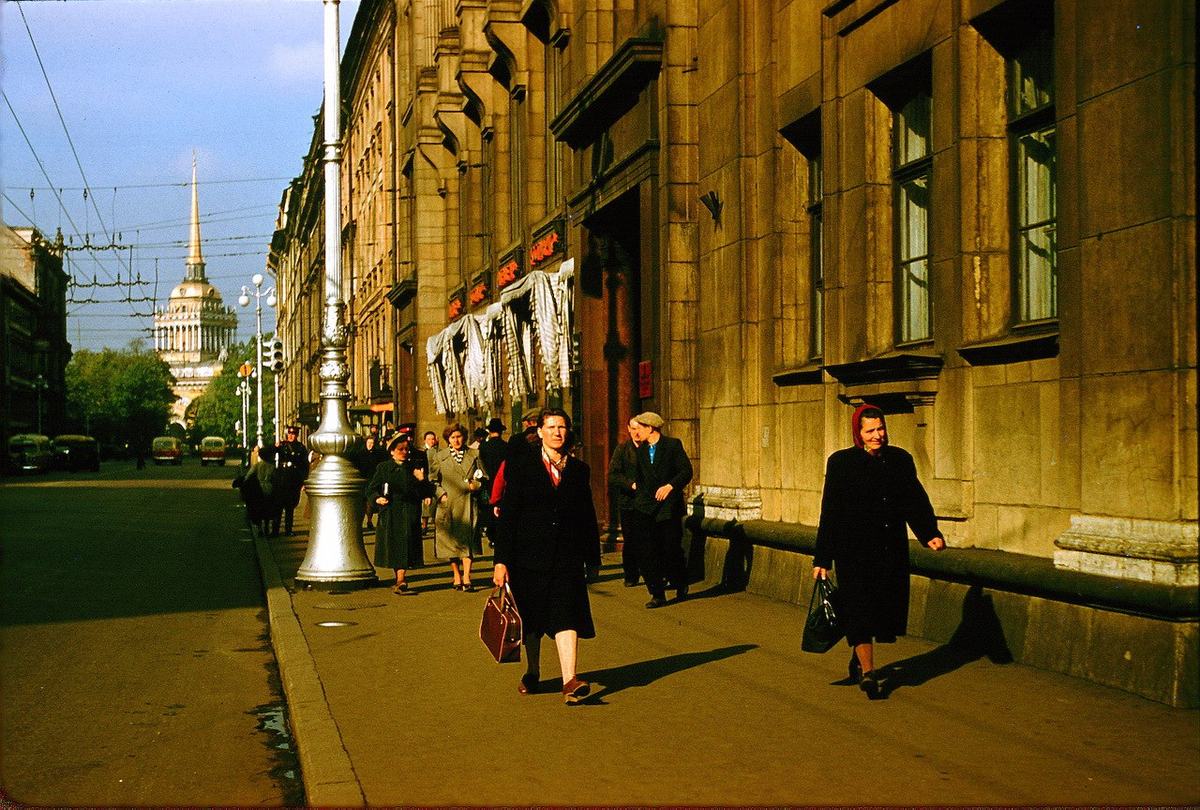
left=367, top=459, right=431, bottom=569
left=273, top=439, right=310, bottom=509
left=494, top=451, right=602, bottom=639
left=814, top=445, right=941, bottom=644
left=633, top=435, right=693, bottom=522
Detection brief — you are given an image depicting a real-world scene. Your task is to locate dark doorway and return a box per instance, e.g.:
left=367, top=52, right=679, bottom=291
left=577, top=186, right=643, bottom=532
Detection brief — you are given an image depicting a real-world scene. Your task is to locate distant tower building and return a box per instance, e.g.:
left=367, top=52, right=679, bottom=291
left=154, top=157, right=237, bottom=426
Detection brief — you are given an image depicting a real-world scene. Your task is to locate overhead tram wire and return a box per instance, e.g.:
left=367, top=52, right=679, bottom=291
left=16, top=177, right=292, bottom=192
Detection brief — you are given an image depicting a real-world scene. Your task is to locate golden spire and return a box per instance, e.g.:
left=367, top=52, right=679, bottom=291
left=185, top=152, right=206, bottom=281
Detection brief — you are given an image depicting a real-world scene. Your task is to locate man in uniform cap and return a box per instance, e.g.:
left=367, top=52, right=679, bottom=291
left=630, top=411, right=693, bottom=608
left=274, top=425, right=311, bottom=536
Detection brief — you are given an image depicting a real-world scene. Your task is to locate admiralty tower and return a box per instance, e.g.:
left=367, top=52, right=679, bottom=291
left=153, top=158, right=237, bottom=426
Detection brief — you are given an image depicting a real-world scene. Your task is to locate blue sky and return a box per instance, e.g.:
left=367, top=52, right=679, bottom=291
left=2, top=0, right=359, bottom=350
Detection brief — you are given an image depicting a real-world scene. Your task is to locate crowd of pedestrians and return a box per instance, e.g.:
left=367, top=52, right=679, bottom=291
left=250, top=400, right=944, bottom=704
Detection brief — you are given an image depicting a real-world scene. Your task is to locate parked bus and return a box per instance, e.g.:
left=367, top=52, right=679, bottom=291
left=151, top=436, right=184, bottom=465
left=51, top=435, right=101, bottom=472
left=199, top=436, right=227, bottom=466
left=6, top=434, right=53, bottom=474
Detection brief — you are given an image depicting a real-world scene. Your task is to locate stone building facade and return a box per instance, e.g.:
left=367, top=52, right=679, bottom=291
left=272, top=0, right=1195, bottom=643
left=0, top=224, right=70, bottom=448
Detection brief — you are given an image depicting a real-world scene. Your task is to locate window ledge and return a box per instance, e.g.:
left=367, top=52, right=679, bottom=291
left=771, top=363, right=823, bottom=387
left=957, top=331, right=1058, bottom=366
left=823, top=351, right=943, bottom=386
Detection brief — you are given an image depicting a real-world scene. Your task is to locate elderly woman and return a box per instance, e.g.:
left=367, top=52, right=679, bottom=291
left=368, top=437, right=432, bottom=594
left=432, top=423, right=487, bottom=592
left=812, top=404, right=945, bottom=699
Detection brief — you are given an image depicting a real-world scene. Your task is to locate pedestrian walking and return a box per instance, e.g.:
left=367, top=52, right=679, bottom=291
left=631, top=411, right=693, bottom=608
left=812, top=403, right=946, bottom=699
left=492, top=408, right=601, bottom=704
left=274, top=425, right=310, bottom=536
left=355, top=434, right=390, bottom=529
left=608, top=416, right=645, bottom=587
left=431, top=424, right=486, bottom=592
left=507, top=407, right=541, bottom=459
left=233, top=445, right=281, bottom=537
left=368, top=436, right=432, bottom=594
left=478, top=418, right=509, bottom=544
left=418, top=430, right=440, bottom=534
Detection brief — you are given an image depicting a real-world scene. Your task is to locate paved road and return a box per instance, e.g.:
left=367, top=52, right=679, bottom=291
left=0, top=460, right=299, bottom=807
left=266, top=527, right=1200, bottom=806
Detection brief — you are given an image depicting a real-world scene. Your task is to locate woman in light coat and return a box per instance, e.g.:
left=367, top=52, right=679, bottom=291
left=432, top=423, right=487, bottom=591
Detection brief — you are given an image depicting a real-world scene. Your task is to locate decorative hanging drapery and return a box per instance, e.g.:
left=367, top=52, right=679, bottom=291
left=426, top=262, right=576, bottom=415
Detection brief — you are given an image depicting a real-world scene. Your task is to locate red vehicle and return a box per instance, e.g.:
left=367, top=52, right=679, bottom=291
left=199, top=436, right=227, bottom=466
left=151, top=436, right=183, bottom=465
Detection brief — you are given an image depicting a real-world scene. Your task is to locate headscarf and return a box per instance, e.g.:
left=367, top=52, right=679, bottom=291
left=851, top=403, right=888, bottom=451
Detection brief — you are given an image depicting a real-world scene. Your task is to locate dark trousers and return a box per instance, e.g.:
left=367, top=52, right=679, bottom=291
left=630, top=511, right=687, bottom=599
left=618, top=508, right=642, bottom=584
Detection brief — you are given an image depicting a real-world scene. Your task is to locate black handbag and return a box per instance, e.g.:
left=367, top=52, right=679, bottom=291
left=801, top=577, right=844, bottom=653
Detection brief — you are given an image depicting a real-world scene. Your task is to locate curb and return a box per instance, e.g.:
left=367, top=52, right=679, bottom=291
left=254, top=532, right=366, bottom=807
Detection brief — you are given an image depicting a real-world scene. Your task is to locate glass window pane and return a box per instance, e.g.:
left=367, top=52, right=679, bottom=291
left=899, top=175, right=930, bottom=259
left=811, top=209, right=824, bottom=358
left=1010, top=31, right=1054, bottom=117
left=900, top=257, right=930, bottom=341
left=896, top=92, right=931, bottom=165
left=1019, top=223, right=1056, bottom=321
left=1018, top=128, right=1056, bottom=226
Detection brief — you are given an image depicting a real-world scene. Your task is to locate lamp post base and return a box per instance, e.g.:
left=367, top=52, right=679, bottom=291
left=294, top=454, right=377, bottom=590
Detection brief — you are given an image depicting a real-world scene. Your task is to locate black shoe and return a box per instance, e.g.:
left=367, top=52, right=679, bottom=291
left=675, top=583, right=689, bottom=602
left=860, top=672, right=880, bottom=699
left=645, top=597, right=667, bottom=609
left=623, top=580, right=639, bottom=588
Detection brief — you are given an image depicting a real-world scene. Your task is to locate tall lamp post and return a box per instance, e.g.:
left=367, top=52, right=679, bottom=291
left=34, top=373, right=49, bottom=435
left=294, top=0, right=375, bottom=590
left=238, top=274, right=275, bottom=450
left=237, top=377, right=252, bottom=465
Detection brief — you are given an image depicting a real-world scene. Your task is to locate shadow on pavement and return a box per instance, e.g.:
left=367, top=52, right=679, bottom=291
left=875, top=585, right=1014, bottom=699
left=578, top=643, right=758, bottom=704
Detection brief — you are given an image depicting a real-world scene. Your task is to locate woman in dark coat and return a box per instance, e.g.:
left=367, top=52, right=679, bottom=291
left=493, top=408, right=601, bottom=704
left=812, top=404, right=945, bottom=698
left=233, top=445, right=281, bottom=537
left=368, top=437, right=432, bottom=594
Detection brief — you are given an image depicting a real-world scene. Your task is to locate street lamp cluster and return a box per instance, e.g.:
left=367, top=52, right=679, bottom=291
left=238, top=273, right=276, bottom=449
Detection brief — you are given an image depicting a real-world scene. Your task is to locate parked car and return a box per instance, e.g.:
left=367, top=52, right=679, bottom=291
left=51, top=434, right=101, bottom=472
left=199, top=436, right=227, bottom=466
left=151, top=436, right=184, bottom=465
left=6, top=434, right=53, bottom=474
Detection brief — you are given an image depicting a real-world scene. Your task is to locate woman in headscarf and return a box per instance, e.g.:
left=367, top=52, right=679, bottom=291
left=432, top=423, right=487, bottom=592
left=368, top=436, right=432, bottom=594
left=812, top=404, right=945, bottom=699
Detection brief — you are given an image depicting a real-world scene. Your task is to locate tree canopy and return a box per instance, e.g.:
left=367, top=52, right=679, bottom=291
left=65, top=345, right=177, bottom=450
left=187, top=338, right=276, bottom=448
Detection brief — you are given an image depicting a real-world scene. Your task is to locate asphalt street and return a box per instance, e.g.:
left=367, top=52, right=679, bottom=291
left=0, top=459, right=299, bottom=807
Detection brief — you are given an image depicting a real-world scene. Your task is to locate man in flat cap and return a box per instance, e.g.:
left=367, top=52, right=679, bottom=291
left=507, top=406, right=542, bottom=459
left=631, top=411, right=693, bottom=608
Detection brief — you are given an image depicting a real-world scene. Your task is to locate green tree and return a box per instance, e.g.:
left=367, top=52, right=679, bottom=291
left=65, top=344, right=177, bottom=450
left=188, top=337, right=276, bottom=448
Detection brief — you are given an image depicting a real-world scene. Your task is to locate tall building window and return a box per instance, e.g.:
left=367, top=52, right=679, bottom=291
left=893, top=90, right=932, bottom=344
left=1009, top=29, right=1056, bottom=323
left=807, top=153, right=824, bottom=359
left=544, top=39, right=561, bottom=214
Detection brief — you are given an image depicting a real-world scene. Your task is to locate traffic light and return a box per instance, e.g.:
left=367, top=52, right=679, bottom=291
left=263, top=338, right=284, bottom=372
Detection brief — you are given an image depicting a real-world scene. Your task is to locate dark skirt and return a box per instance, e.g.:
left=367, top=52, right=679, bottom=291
left=374, top=500, right=424, bottom=569
left=836, top=546, right=910, bottom=646
left=508, top=564, right=595, bottom=640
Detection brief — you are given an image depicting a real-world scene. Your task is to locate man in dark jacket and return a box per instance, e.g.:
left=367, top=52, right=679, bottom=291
left=607, top=416, right=645, bottom=587
left=478, top=418, right=509, bottom=543
left=274, top=425, right=310, bottom=536
left=507, top=407, right=541, bottom=459
left=632, top=411, right=693, bottom=608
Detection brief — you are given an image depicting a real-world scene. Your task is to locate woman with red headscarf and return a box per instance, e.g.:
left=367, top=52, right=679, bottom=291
left=812, top=404, right=945, bottom=699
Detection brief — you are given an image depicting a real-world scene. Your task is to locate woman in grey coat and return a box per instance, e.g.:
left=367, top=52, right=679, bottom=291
left=432, top=423, right=487, bottom=591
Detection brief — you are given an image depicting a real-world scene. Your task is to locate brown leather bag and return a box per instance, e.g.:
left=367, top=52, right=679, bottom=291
left=480, top=584, right=523, bottom=663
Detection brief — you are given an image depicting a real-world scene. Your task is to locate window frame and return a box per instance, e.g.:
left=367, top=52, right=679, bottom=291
left=1007, top=28, right=1058, bottom=327
left=892, top=90, right=934, bottom=346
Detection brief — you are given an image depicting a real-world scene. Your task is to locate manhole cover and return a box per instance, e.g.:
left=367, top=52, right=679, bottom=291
left=314, top=621, right=358, bottom=628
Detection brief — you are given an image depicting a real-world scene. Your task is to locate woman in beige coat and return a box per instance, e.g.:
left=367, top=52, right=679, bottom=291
left=432, top=423, right=487, bottom=591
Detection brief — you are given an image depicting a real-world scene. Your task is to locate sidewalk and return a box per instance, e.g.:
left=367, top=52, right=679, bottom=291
left=255, top=518, right=1200, bottom=807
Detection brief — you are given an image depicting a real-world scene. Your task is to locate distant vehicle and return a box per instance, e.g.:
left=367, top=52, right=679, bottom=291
left=199, top=436, right=227, bottom=466
left=51, top=434, right=101, bottom=472
left=6, top=434, right=53, bottom=474
left=151, top=436, right=184, bottom=465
